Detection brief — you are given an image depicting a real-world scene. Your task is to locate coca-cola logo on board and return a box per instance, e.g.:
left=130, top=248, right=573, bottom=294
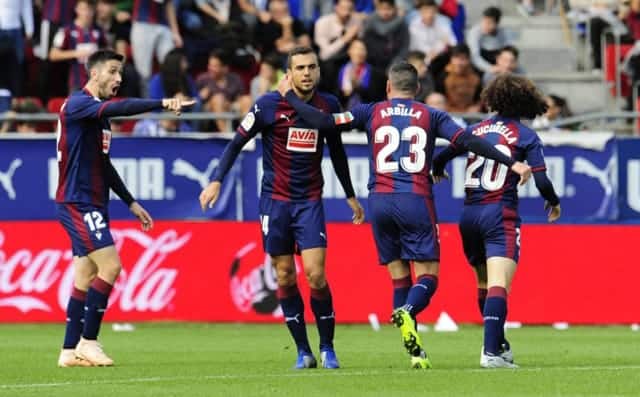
left=0, top=229, right=190, bottom=313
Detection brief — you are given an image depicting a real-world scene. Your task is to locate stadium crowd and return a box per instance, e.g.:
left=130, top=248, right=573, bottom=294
left=0, top=0, right=595, bottom=134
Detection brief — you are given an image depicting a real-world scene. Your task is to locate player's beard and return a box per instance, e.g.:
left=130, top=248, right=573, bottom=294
left=100, top=81, right=119, bottom=99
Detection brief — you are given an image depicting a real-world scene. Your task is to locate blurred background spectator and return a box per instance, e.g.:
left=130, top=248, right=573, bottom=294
left=425, top=91, right=467, bottom=127
left=362, top=0, right=409, bottom=70
left=435, top=44, right=481, bottom=113
left=532, top=94, right=574, bottom=131
left=253, top=0, right=311, bottom=63
left=0, top=0, right=34, bottom=97
left=408, top=0, right=457, bottom=64
left=250, top=53, right=284, bottom=101
left=467, top=6, right=512, bottom=74
left=482, top=45, right=524, bottom=85
left=406, top=50, right=434, bottom=102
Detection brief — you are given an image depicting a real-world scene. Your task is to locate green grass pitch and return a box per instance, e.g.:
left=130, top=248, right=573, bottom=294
left=1, top=323, right=638, bottom=396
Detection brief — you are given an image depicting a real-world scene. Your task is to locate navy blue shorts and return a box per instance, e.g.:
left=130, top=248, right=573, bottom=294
left=459, top=203, right=521, bottom=267
left=259, top=196, right=327, bottom=256
left=56, top=203, right=115, bottom=257
left=369, top=192, right=440, bottom=265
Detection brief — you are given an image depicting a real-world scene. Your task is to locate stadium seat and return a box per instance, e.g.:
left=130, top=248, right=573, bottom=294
left=47, top=97, right=67, bottom=114
left=604, top=43, right=633, bottom=98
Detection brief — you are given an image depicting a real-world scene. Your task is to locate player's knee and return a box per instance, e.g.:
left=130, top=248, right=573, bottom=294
left=275, top=265, right=296, bottom=285
left=304, top=269, right=326, bottom=289
left=99, top=261, right=122, bottom=284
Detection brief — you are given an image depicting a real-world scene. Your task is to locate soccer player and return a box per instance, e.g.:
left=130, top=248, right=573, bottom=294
left=278, top=62, right=532, bottom=369
left=199, top=47, right=364, bottom=370
left=431, top=74, right=561, bottom=368
left=55, top=49, right=194, bottom=367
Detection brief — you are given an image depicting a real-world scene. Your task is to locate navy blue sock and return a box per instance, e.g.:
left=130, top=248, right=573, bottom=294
left=278, top=284, right=312, bottom=354
left=82, top=277, right=112, bottom=340
left=477, top=288, right=487, bottom=317
left=63, top=287, right=86, bottom=349
left=483, top=286, right=507, bottom=355
left=392, top=275, right=412, bottom=309
left=310, top=284, right=335, bottom=351
left=404, top=274, right=438, bottom=317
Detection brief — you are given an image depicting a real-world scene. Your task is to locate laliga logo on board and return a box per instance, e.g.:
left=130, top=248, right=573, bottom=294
left=0, top=229, right=190, bottom=313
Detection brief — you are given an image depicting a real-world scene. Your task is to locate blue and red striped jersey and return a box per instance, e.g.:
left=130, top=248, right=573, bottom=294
left=53, top=24, right=107, bottom=92
left=463, top=116, right=546, bottom=207
left=236, top=91, right=343, bottom=201
left=132, top=0, right=168, bottom=25
left=349, top=98, right=462, bottom=196
left=42, top=0, right=75, bottom=25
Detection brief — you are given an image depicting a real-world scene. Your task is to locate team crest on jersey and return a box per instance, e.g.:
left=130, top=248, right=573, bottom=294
left=241, top=112, right=255, bottom=131
left=286, top=128, right=318, bottom=153
left=102, top=129, right=112, bottom=154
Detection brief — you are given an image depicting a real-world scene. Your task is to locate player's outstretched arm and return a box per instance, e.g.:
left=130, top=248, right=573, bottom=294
left=432, top=144, right=466, bottom=183
left=534, top=171, right=561, bottom=222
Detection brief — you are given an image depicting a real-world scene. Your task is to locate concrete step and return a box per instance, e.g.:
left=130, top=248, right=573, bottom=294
left=529, top=72, right=608, bottom=113
left=519, top=47, right=576, bottom=74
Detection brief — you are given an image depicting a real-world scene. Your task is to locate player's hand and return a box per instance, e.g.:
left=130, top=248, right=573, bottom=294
left=430, top=169, right=449, bottom=184
left=277, top=73, right=291, bottom=97
left=545, top=201, right=561, bottom=223
left=129, top=201, right=153, bottom=231
left=510, top=161, right=532, bottom=186
left=162, top=97, right=196, bottom=115
left=200, top=181, right=221, bottom=212
left=347, top=197, right=365, bottom=225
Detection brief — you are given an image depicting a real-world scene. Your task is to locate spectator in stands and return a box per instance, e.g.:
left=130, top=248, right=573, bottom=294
left=49, top=0, right=108, bottom=94
left=149, top=48, right=199, bottom=101
left=532, top=94, right=573, bottom=131
left=254, top=0, right=311, bottom=60
left=408, top=0, right=457, bottom=64
left=337, top=39, right=376, bottom=107
left=130, top=0, right=182, bottom=94
left=196, top=50, right=252, bottom=132
left=425, top=91, right=466, bottom=127
left=588, top=0, right=631, bottom=71
left=113, top=0, right=133, bottom=42
left=406, top=50, right=434, bottom=102
left=467, top=6, right=512, bottom=74
left=0, top=0, right=34, bottom=97
left=362, top=0, right=409, bottom=70
left=250, top=53, right=284, bottom=101
left=0, top=97, right=44, bottom=134
left=34, top=0, right=76, bottom=62
left=95, top=0, right=117, bottom=46
left=435, top=44, right=481, bottom=113
left=133, top=117, right=193, bottom=136
left=114, top=39, right=142, bottom=98
left=482, top=45, right=524, bottom=86
left=314, top=0, right=366, bottom=92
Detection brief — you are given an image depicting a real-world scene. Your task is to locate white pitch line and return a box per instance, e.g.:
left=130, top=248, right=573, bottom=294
left=2, top=365, right=640, bottom=390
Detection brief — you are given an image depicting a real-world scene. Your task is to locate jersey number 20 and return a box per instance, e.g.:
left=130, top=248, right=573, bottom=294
left=374, top=126, right=427, bottom=174
left=465, top=144, right=511, bottom=191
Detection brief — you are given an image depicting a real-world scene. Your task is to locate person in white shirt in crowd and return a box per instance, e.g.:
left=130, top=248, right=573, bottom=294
left=408, top=0, right=457, bottom=64
left=467, top=6, right=513, bottom=75
left=0, top=0, right=34, bottom=96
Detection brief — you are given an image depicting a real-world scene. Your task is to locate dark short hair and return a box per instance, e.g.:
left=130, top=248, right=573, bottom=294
left=483, top=6, right=502, bottom=23
left=86, top=49, right=123, bottom=72
left=481, top=74, right=548, bottom=119
left=416, top=0, right=437, bottom=9
left=450, top=43, right=471, bottom=58
left=388, top=62, right=419, bottom=93
left=208, top=49, right=230, bottom=65
left=286, top=46, right=317, bottom=69
left=378, top=0, right=395, bottom=7
left=499, top=45, right=519, bottom=59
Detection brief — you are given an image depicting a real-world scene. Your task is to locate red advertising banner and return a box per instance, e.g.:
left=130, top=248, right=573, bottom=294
left=0, top=221, right=638, bottom=324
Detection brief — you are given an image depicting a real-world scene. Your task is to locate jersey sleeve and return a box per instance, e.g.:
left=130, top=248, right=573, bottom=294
left=346, top=103, right=371, bottom=131
left=64, top=96, right=163, bottom=121
left=236, top=97, right=268, bottom=138
left=431, top=108, right=464, bottom=142
left=525, top=133, right=547, bottom=172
